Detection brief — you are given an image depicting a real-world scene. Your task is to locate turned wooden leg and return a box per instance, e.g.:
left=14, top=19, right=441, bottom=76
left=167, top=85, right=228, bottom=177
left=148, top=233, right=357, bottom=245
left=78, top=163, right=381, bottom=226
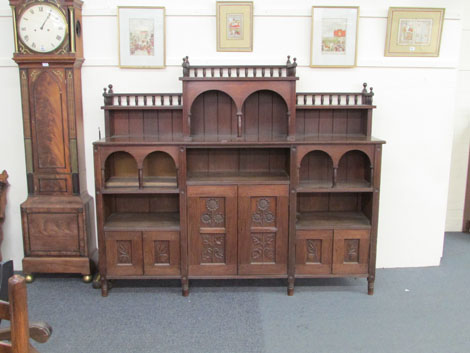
left=368, top=275, right=375, bottom=295
left=287, top=276, right=295, bottom=296
left=101, top=277, right=109, bottom=297
left=25, top=274, right=34, bottom=283
left=181, top=277, right=189, bottom=297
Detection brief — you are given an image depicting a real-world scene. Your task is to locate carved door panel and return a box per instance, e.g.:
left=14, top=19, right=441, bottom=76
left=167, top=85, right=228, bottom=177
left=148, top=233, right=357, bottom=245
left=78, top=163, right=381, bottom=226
left=332, top=229, right=370, bottom=274
left=238, top=185, right=289, bottom=275
left=188, top=185, right=237, bottom=276
left=295, top=230, right=333, bottom=275
left=143, top=231, right=180, bottom=276
left=105, top=231, right=143, bottom=276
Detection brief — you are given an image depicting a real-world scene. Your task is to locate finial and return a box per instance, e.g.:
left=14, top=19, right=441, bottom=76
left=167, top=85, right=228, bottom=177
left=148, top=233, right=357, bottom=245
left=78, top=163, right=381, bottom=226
left=108, top=84, right=113, bottom=94
left=182, top=56, right=190, bottom=77
left=287, top=55, right=291, bottom=64
left=98, top=127, right=101, bottom=140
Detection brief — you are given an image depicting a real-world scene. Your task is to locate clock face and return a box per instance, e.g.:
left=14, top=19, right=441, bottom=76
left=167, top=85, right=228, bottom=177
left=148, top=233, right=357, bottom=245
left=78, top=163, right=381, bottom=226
left=18, top=3, right=68, bottom=53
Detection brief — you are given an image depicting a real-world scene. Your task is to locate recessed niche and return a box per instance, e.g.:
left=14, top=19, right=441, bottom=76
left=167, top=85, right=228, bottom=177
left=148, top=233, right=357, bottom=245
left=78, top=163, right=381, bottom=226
left=143, top=151, right=177, bottom=189
left=104, top=151, right=138, bottom=188
left=299, top=150, right=333, bottom=188
left=337, top=150, right=371, bottom=188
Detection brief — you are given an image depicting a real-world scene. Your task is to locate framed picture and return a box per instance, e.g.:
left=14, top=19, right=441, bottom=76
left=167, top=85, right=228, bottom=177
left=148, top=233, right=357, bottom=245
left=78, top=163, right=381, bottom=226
left=385, top=7, right=445, bottom=57
left=216, top=2, right=253, bottom=52
left=310, top=6, right=359, bottom=68
left=118, top=7, right=165, bottom=68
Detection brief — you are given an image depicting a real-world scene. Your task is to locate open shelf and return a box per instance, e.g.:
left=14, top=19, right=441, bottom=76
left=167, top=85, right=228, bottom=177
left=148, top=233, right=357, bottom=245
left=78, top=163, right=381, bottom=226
left=187, top=147, right=290, bottom=185
left=296, top=211, right=371, bottom=230
left=104, top=151, right=138, bottom=188
left=104, top=212, right=180, bottom=231
left=143, top=151, right=178, bottom=189
left=105, top=176, right=139, bottom=188
left=187, top=170, right=290, bottom=185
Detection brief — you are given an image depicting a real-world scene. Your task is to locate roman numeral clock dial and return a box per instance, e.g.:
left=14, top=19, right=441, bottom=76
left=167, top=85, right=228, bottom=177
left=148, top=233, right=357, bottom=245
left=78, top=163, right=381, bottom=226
left=17, top=3, right=67, bottom=53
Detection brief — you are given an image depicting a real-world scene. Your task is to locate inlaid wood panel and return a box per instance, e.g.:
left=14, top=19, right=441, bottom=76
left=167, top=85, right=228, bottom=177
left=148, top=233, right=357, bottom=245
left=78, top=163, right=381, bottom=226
left=30, top=71, right=69, bottom=173
left=143, top=231, right=180, bottom=275
left=295, top=230, right=333, bottom=275
left=332, top=229, right=370, bottom=274
left=27, top=213, right=80, bottom=255
left=238, top=185, right=288, bottom=275
left=188, top=186, right=237, bottom=276
left=105, top=231, right=143, bottom=276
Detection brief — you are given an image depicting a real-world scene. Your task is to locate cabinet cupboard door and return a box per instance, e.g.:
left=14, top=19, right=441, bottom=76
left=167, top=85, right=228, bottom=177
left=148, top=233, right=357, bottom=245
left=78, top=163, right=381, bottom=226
left=332, top=229, right=370, bottom=274
left=295, top=230, right=333, bottom=275
left=238, top=185, right=289, bottom=275
left=143, top=231, right=180, bottom=276
left=105, top=231, right=143, bottom=276
left=188, top=186, right=237, bottom=276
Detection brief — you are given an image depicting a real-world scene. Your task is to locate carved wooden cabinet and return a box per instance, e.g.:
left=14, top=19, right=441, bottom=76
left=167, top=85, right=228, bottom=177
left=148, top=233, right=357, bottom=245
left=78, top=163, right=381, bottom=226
left=94, top=57, right=384, bottom=296
left=10, top=0, right=96, bottom=281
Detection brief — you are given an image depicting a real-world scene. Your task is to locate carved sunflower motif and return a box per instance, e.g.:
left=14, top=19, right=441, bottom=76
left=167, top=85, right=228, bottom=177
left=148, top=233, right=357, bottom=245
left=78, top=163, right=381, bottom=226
left=252, top=212, right=262, bottom=224
left=214, top=213, right=224, bottom=224
left=257, top=198, right=270, bottom=211
left=206, top=198, right=219, bottom=211
left=201, top=213, right=212, bottom=224
left=264, top=212, right=275, bottom=223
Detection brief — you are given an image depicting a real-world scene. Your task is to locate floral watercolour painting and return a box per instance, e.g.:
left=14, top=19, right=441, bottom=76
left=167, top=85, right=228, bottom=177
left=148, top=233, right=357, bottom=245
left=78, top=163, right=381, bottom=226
left=385, top=8, right=444, bottom=57
left=311, top=7, right=359, bottom=67
left=118, top=7, right=165, bottom=68
left=217, top=2, right=253, bottom=52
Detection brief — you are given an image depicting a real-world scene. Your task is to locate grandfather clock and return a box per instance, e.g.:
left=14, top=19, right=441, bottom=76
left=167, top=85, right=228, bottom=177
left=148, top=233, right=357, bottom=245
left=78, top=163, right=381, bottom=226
left=10, top=0, right=96, bottom=282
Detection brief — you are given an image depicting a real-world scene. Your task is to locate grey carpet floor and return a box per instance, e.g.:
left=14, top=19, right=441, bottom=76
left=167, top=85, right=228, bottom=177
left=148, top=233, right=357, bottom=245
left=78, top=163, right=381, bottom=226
left=4, top=232, right=470, bottom=353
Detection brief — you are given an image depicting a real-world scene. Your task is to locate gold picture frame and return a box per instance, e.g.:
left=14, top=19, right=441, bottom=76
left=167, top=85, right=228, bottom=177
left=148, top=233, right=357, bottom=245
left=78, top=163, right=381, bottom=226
left=216, top=1, right=253, bottom=52
left=118, top=6, right=166, bottom=68
left=310, top=6, right=359, bottom=68
left=385, top=7, right=445, bottom=57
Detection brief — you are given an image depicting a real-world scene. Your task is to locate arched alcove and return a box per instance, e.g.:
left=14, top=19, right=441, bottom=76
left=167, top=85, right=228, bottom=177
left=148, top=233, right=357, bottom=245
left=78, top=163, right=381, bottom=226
left=143, top=151, right=177, bottom=188
left=299, top=150, right=333, bottom=188
left=242, top=90, right=288, bottom=141
left=104, top=151, right=138, bottom=188
left=190, top=90, right=237, bottom=141
left=337, top=150, right=372, bottom=188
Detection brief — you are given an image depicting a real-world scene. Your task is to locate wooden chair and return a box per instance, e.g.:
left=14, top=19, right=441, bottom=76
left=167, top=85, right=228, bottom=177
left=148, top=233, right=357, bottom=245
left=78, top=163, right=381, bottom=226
left=0, top=275, right=52, bottom=353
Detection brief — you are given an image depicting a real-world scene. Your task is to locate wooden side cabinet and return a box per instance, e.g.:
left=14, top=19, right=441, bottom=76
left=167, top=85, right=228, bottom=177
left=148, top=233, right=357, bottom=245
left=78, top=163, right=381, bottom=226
left=94, top=58, right=384, bottom=296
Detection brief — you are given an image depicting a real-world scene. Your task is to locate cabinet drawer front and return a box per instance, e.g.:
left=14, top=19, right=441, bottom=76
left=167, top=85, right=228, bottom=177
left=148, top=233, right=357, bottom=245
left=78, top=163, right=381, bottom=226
left=143, top=231, right=180, bottom=276
left=332, top=229, right=370, bottom=275
left=295, top=230, right=333, bottom=275
left=238, top=185, right=289, bottom=275
left=105, top=231, right=143, bottom=276
left=188, top=186, right=238, bottom=276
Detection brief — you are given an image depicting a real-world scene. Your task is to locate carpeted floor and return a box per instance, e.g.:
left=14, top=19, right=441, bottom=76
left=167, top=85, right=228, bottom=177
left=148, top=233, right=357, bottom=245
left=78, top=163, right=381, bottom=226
left=3, top=232, right=469, bottom=353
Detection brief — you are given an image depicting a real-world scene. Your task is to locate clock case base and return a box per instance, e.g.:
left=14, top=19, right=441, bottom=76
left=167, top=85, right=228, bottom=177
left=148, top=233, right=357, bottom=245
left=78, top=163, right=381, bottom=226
left=20, top=194, right=97, bottom=279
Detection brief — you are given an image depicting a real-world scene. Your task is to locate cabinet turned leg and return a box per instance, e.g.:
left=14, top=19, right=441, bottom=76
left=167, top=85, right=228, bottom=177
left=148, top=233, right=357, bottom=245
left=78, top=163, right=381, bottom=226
left=25, top=274, right=34, bottom=283
left=367, top=276, right=375, bottom=295
left=287, top=276, right=295, bottom=296
left=181, top=277, right=189, bottom=297
left=101, top=277, right=109, bottom=297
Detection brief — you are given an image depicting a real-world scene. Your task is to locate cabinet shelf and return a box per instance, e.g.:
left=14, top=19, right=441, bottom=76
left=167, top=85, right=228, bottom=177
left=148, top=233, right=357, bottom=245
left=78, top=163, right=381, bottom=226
left=296, top=211, right=371, bottom=230
left=104, top=212, right=180, bottom=231
left=298, top=180, right=373, bottom=193
left=187, top=171, right=290, bottom=185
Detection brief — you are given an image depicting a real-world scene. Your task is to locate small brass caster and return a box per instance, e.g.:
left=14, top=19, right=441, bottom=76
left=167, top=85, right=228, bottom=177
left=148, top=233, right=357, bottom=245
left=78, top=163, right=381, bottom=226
left=25, top=274, right=34, bottom=283
left=82, top=275, right=93, bottom=283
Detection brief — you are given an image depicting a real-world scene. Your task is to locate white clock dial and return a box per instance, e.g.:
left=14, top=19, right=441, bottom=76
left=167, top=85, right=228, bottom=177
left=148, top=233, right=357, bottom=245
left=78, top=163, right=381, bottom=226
left=18, top=3, right=68, bottom=53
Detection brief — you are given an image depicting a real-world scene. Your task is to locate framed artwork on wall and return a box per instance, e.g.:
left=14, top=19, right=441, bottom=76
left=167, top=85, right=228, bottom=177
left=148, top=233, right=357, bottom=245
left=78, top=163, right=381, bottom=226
left=310, top=6, right=359, bottom=68
left=385, top=7, right=445, bottom=57
left=216, top=1, right=253, bottom=52
left=118, top=6, right=166, bottom=68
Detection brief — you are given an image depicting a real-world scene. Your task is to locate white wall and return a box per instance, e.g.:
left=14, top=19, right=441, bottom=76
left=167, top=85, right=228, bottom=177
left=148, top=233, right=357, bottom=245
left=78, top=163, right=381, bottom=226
left=0, top=0, right=465, bottom=270
left=446, top=1, right=470, bottom=231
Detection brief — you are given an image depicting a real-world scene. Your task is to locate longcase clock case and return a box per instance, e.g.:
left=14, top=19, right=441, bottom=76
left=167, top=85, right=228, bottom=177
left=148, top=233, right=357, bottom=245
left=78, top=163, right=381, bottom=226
left=10, top=0, right=96, bottom=282
left=94, top=57, right=384, bottom=296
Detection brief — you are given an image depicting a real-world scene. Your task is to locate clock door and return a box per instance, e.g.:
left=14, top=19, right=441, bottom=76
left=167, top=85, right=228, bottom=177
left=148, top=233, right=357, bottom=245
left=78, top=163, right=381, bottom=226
left=29, top=69, right=72, bottom=194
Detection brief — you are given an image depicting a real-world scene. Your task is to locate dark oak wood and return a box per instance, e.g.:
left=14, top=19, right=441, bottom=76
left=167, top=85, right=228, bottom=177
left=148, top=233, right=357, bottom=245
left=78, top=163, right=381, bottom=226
left=10, top=0, right=96, bottom=279
left=94, top=57, right=384, bottom=295
left=0, top=275, right=52, bottom=352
